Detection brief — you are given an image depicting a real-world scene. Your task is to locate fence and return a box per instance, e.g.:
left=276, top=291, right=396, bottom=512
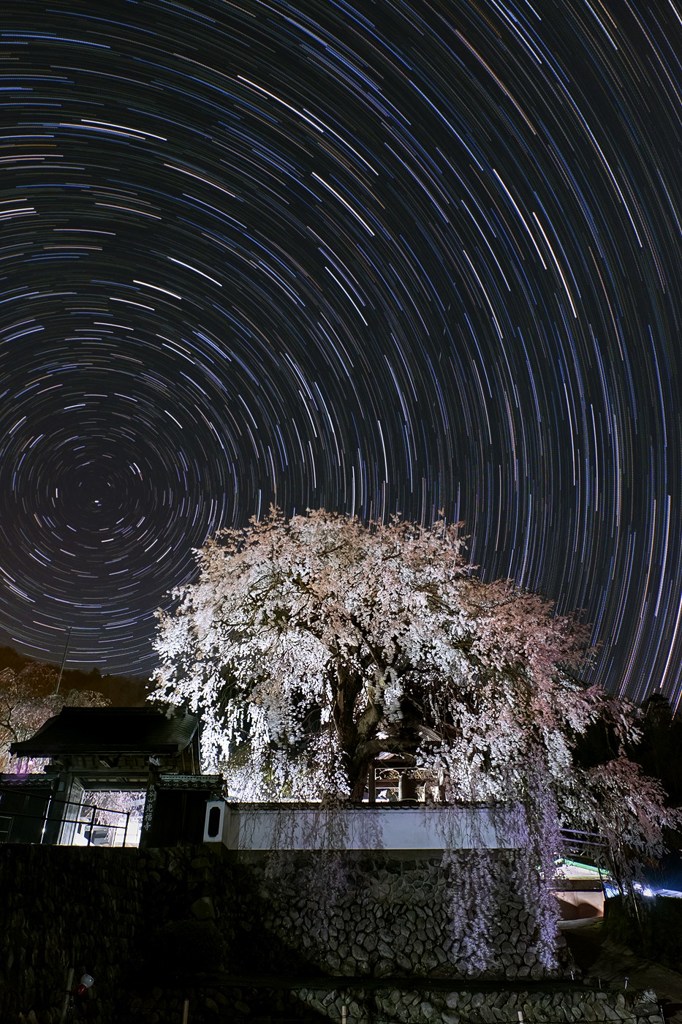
left=0, top=787, right=132, bottom=846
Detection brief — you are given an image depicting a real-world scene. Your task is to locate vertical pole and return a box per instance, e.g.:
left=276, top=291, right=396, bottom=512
left=55, top=627, right=72, bottom=695
left=59, top=967, right=74, bottom=1024
left=181, top=997, right=190, bottom=1023
left=40, top=793, right=53, bottom=845
left=341, top=1003, right=348, bottom=1024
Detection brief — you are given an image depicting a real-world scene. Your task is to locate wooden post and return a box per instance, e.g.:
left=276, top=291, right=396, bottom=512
left=182, top=997, right=190, bottom=1023
left=59, top=967, right=74, bottom=1024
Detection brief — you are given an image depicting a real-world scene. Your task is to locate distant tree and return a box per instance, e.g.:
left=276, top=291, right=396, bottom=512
left=60, top=666, right=149, bottom=707
left=0, top=645, right=149, bottom=709
left=0, top=667, right=108, bottom=772
left=153, top=510, right=678, bottom=880
left=0, top=646, right=32, bottom=674
left=634, top=694, right=682, bottom=808
left=13, top=661, right=61, bottom=697
left=82, top=788, right=146, bottom=842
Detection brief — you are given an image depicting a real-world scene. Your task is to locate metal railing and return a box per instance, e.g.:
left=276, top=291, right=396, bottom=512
left=0, top=787, right=132, bottom=846
left=559, top=827, right=608, bottom=863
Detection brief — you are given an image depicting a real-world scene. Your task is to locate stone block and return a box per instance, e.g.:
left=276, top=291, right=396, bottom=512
left=190, top=894, right=216, bottom=919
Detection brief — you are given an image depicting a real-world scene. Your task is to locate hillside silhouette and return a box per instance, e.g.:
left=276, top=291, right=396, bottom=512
left=0, top=646, right=150, bottom=707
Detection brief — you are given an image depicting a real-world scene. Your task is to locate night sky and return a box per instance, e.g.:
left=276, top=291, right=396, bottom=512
left=0, top=2, right=679, bottom=707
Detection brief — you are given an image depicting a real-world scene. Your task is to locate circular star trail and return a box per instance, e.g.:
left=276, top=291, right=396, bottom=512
left=0, top=1, right=679, bottom=705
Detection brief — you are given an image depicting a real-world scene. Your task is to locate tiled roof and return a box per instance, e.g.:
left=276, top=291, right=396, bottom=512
left=10, top=706, right=198, bottom=757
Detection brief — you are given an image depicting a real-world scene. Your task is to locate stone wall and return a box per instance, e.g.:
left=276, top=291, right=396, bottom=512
left=255, top=851, right=558, bottom=980
left=273, top=985, right=666, bottom=1024
left=102, top=981, right=666, bottom=1024
left=0, top=844, right=251, bottom=1023
left=0, top=845, right=669, bottom=1024
left=1, top=844, right=143, bottom=1018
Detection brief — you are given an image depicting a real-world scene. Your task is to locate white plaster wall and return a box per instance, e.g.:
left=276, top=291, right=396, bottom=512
left=204, top=802, right=519, bottom=850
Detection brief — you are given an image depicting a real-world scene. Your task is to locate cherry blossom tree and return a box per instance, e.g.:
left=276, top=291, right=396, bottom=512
left=152, top=509, right=681, bottom=970
left=153, top=508, right=472, bottom=796
left=0, top=666, right=109, bottom=772
left=153, top=508, right=672, bottom=814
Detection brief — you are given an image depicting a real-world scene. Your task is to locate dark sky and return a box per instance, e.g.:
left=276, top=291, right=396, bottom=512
left=0, top=1, right=679, bottom=706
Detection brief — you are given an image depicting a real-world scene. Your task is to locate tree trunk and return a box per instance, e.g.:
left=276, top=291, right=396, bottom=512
left=349, top=760, right=369, bottom=802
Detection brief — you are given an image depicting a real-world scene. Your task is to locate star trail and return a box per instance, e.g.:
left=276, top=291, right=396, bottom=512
left=0, top=1, right=679, bottom=707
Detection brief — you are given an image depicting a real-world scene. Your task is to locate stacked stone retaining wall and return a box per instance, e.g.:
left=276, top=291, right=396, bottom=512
left=268, top=984, right=666, bottom=1024
left=74, top=980, right=664, bottom=1024
left=0, top=845, right=669, bottom=1024
left=254, top=852, right=556, bottom=979
left=0, top=844, right=247, bottom=1022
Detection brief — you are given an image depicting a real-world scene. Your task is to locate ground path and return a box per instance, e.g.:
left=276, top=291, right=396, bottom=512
left=565, top=921, right=682, bottom=1023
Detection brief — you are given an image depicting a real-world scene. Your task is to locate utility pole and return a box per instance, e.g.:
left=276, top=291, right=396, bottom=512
left=55, top=627, right=72, bottom=695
